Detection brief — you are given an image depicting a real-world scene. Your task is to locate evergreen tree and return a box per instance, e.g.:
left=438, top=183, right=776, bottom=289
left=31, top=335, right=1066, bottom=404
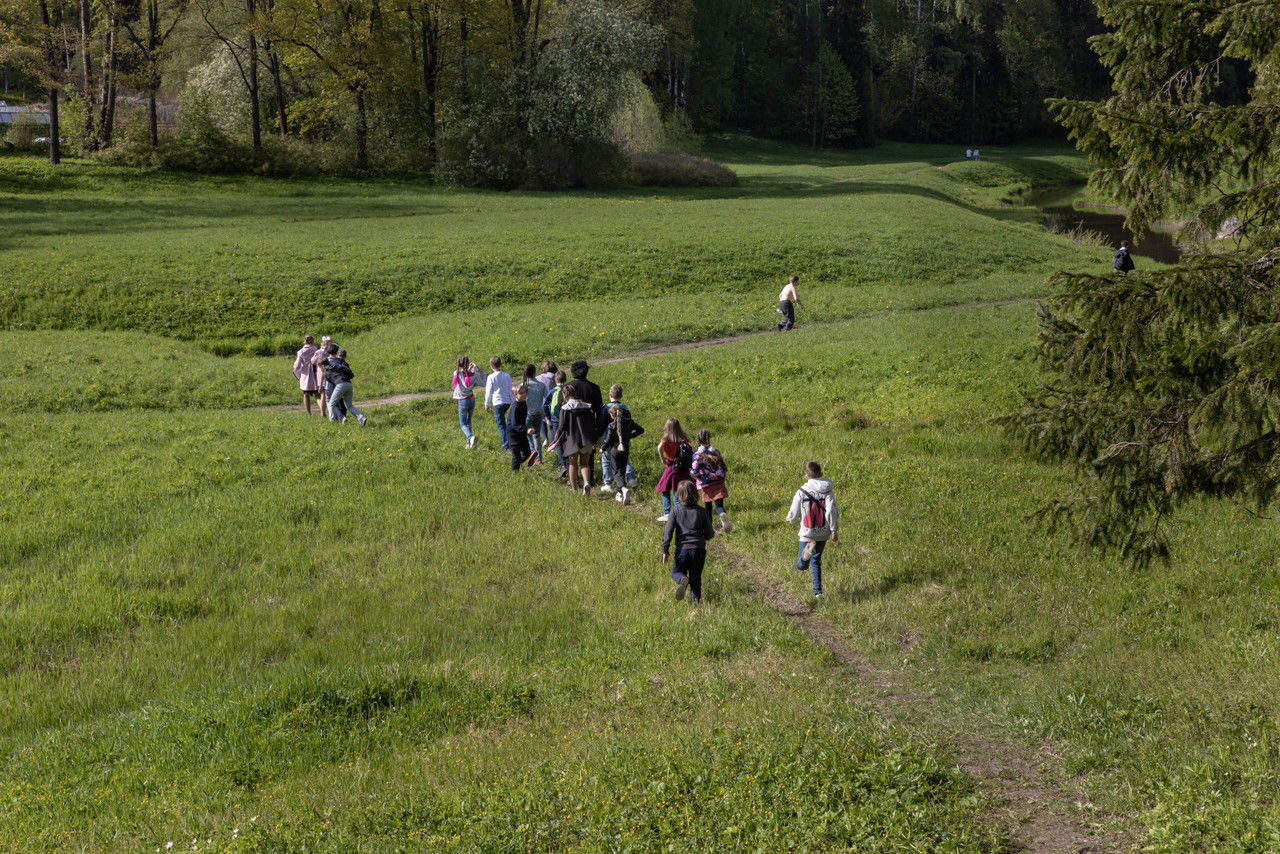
left=1003, top=0, right=1280, bottom=565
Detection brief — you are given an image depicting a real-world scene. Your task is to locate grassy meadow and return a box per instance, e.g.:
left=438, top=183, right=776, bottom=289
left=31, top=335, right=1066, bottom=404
left=5, top=137, right=1280, bottom=851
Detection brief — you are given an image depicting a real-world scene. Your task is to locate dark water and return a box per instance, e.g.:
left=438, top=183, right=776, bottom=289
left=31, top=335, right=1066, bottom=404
left=1029, top=186, right=1184, bottom=264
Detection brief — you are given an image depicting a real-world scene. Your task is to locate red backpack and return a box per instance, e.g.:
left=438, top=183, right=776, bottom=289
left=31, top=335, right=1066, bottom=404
left=800, top=490, right=827, bottom=530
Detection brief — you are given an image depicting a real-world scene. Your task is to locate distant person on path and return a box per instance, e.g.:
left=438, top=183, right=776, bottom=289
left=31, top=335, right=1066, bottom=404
left=655, top=418, right=694, bottom=522
left=325, top=347, right=367, bottom=426
left=598, top=386, right=645, bottom=505
left=1114, top=240, right=1135, bottom=275
left=547, top=370, right=569, bottom=478
left=965, top=149, right=973, bottom=160
left=485, top=356, right=514, bottom=450
left=598, top=385, right=638, bottom=494
left=661, top=480, right=716, bottom=604
left=292, top=335, right=322, bottom=414
left=691, top=429, right=731, bottom=532
left=452, top=354, right=482, bottom=448
left=520, top=364, right=546, bottom=464
left=509, top=384, right=532, bottom=470
left=777, top=274, right=803, bottom=331
left=546, top=383, right=597, bottom=495
left=786, top=461, right=839, bottom=598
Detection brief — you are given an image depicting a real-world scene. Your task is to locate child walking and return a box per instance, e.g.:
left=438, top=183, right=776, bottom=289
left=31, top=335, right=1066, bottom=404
left=598, top=386, right=645, bottom=505
left=452, top=354, right=482, bottom=448
left=661, top=480, right=716, bottom=604
left=598, top=384, right=638, bottom=493
left=785, top=460, right=839, bottom=598
left=546, top=370, right=569, bottom=479
left=509, top=384, right=532, bottom=470
left=520, top=364, right=546, bottom=464
left=691, top=429, right=731, bottom=532
left=654, top=418, right=694, bottom=523
left=546, top=383, right=597, bottom=495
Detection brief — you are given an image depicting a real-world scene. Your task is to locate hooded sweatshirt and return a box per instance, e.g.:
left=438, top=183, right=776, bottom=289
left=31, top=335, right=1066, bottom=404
left=786, top=477, right=838, bottom=542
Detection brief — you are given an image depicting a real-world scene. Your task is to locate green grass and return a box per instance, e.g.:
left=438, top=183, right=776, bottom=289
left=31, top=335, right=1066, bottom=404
left=9, top=136, right=1274, bottom=851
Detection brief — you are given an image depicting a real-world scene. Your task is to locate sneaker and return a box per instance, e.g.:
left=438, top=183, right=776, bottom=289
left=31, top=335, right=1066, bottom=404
left=358, top=414, right=368, bottom=427
left=526, top=452, right=538, bottom=467
left=620, top=487, right=632, bottom=506
left=615, top=489, right=625, bottom=503
left=532, top=456, right=543, bottom=466
left=581, top=485, right=591, bottom=497
left=656, top=514, right=669, bottom=523
left=599, top=484, right=615, bottom=495
left=719, top=514, right=731, bottom=533
left=801, top=541, right=816, bottom=562
left=674, top=576, right=689, bottom=601
left=467, top=436, right=477, bottom=449
left=813, top=591, right=823, bottom=599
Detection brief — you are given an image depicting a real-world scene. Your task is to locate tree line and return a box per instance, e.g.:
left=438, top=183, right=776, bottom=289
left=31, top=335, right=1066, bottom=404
left=0, top=0, right=1118, bottom=180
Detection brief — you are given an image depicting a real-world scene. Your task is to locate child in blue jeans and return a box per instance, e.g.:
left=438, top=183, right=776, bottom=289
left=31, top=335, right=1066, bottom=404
left=662, top=480, right=716, bottom=604
left=785, top=460, right=839, bottom=598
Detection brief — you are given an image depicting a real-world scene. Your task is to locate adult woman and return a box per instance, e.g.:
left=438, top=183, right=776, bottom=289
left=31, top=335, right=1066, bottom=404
left=292, top=334, right=322, bottom=414
left=452, top=354, right=482, bottom=448
left=546, top=383, right=597, bottom=495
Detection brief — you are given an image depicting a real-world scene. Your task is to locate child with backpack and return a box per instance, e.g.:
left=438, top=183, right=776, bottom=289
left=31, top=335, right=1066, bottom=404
left=546, top=370, right=568, bottom=478
left=661, top=480, right=716, bottom=604
left=598, top=386, right=645, bottom=506
left=520, top=364, right=546, bottom=465
left=546, top=383, right=597, bottom=496
left=691, top=429, right=731, bottom=532
left=598, top=384, right=638, bottom=493
left=509, top=383, right=532, bottom=471
left=655, top=418, right=694, bottom=523
left=785, top=461, right=839, bottom=598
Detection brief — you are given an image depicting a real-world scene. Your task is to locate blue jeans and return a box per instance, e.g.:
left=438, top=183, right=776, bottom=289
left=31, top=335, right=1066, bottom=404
left=492, top=403, right=511, bottom=449
left=673, top=548, right=706, bottom=602
left=661, top=491, right=673, bottom=515
left=458, top=397, right=475, bottom=441
left=548, top=416, right=566, bottom=470
left=526, top=412, right=543, bottom=458
left=705, top=498, right=725, bottom=515
left=797, top=540, right=827, bottom=595
left=328, top=382, right=364, bottom=423
left=602, top=451, right=636, bottom=486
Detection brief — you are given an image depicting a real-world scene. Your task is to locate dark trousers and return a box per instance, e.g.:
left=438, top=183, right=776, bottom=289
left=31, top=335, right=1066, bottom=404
left=777, top=300, right=795, bottom=330
left=673, top=548, right=707, bottom=602
left=510, top=433, right=531, bottom=471
left=705, top=497, right=725, bottom=514
left=607, top=447, right=630, bottom=484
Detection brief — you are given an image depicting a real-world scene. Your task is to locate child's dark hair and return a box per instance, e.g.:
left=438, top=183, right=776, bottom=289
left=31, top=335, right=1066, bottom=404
left=523, top=363, right=536, bottom=382
left=554, top=369, right=566, bottom=384
left=325, top=343, right=338, bottom=355
left=805, top=460, right=823, bottom=478
left=457, top=354, right=469, bottom=371
left=490, top=356, right=502, bottom=369
left=541, top=360, right=557, bottom=374
left=789, top=274, right=799, bottom=284
left=663, top=418, right=690, bottom=445
left=563, top=383, right=579, bottom=400
left=696, top=428, right=710, bottom=446
left=676, top=480, right=699, bottom=507
left=610, top=384, right=623, bottom=400
left=337, top=348, right=347, bottom=359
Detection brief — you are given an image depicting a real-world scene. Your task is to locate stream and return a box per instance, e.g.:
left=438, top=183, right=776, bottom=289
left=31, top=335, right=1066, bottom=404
left=1029, top=186, right=1184, bottom=264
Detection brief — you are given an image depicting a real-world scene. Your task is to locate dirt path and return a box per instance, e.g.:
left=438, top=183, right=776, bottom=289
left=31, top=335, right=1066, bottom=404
left=267, top=297, right=1032, bottom=413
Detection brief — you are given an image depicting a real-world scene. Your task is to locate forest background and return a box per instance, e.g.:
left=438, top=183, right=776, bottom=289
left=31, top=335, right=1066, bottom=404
left=0, top=0, right=1161, bottom=183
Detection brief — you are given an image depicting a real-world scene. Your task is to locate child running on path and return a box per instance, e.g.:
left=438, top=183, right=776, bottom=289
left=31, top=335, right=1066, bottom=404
left=325, top=348, right=367, bottom=426
left=452, top=354, right=481, bottom=448
left=655, top=418, right=694, bottom=522
left=691, top=429, right=731, bottom=532
left=785, top=461, right=839, bottom=598
left=661, top=480, right=716, bottom=604
left=598, top=385, right=645, bottom=506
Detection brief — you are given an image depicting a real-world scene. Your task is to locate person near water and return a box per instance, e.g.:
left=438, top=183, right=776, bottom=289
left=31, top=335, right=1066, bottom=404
left=785, top=460, right=839, bottom=598
left=598, top=386, right=645, bottom=506
left=655, top=418, right=694, bottom=522
left=484, top=356, right=514, bottom=450
left=661, top=480, right=716, bottom=604
left=1114, top=240, right=1136, bottom=274
left=452, top=354, right=482, bottom=448
left=325, top=347, right=367, bottom=426
left=598, top=385, right=638, bottom=493
left=520, top=364, right=546, bottom=464
left=546, top=383, right=597, bottom=495
left=293, top=335, right=322, bottom=414
left=509, top=384, right=532, bottom=470
left=691, top=429, right=731, bottom=532
left=777, top=274, right=803, bottom=331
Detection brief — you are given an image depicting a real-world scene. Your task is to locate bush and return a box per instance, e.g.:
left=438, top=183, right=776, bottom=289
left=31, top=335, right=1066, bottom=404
left=523, top=139, right=628, bottom=189
left=4, top=114, right=47, bottom=153
left=625, top=151, right=737, bottom=187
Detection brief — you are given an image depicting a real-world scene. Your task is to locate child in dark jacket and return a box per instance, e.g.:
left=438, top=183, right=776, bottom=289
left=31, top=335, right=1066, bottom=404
left=509, top=385, right=531, bottom=471
left=661, top=480, right=716, bottom=604
left=599, top=390, right=645, bottom=506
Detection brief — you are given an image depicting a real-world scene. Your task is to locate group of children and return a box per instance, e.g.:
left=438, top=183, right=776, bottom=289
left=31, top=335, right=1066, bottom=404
left=450, top=352, right=841, bottom=603
left=292, top=334, right=368, bottom=425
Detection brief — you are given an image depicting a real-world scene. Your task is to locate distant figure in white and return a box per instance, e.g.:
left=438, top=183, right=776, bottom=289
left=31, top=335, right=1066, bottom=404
left=965, top=149, right=973, bottom=160
left=776, top=274, right=804, bottom=331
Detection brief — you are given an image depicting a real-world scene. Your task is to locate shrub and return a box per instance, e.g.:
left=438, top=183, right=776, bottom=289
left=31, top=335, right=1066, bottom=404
left=625, top=151, right=737, bottom=187
left=4, top=114, right=46, bottom=153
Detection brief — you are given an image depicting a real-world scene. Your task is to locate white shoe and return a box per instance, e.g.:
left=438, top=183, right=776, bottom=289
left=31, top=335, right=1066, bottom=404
left=615, top=490, right=625, bottom=503
left=467, top=436, right=477, bottom=449
left=621, top=488, right=632, bottom=505
left=656, top=514, right=669, bottom=522
left=358, top=414, right=367, bottom=427
left=581, top=485, right=591, bottom=497
left=719, top=514, right=731, bottom=533
left=600, top=484, right=615, bottom=494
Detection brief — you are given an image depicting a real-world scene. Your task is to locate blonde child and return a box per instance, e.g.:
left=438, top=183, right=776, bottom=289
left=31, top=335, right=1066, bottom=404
left=654, top=418, right=693, bottom=522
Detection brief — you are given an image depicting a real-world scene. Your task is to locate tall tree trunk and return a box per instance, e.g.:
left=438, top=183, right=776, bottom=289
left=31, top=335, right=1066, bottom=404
left=78, top=0, right=98, bottom=150
left=147, top=0, right=159, bottom=147
left=246, top=0, right=261, bottom=151
left=420, top=3, right=438, bottom=164
left=267, top=48, right=287, bottom=135
left=37, top=0, right=61, bottom=164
